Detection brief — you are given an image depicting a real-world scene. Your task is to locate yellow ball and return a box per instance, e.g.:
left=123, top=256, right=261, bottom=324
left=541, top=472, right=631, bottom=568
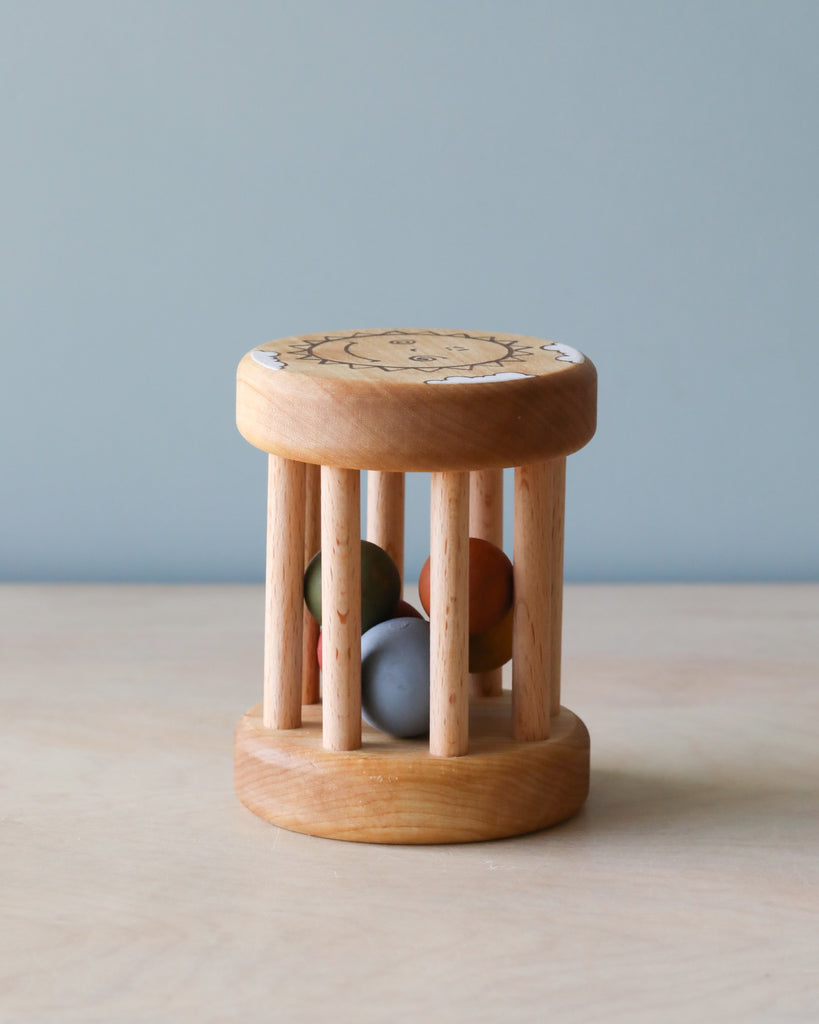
left=468, top=606, right=513, bottom=673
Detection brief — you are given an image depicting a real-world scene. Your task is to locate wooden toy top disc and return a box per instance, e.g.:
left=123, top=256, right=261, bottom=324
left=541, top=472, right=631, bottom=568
left=236, top=329, right=596, bottom=471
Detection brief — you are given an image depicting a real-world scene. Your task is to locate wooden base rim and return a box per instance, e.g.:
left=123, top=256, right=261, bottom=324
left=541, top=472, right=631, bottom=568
left=234, top=694, right=590, bottom=844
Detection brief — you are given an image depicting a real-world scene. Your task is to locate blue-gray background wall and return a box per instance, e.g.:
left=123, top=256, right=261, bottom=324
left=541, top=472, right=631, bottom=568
left=2, top=1, right=817, bottom=583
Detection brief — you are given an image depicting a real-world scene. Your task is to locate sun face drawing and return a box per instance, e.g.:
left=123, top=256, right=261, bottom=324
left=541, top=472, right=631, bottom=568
left=250, top=329, right=585, bottom=384
left=286, top=330, right=535, bottom=374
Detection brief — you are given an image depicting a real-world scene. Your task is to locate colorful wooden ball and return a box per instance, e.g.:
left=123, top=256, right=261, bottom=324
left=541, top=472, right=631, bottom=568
left=361, top=617, right=430, bottom=739
left=391, top=599, right=425, bottom=622
left=418, top=537, right=513, bottom=634
left=304, top=540, right=401, bottom=633
left=468, top=606, right=513, bottom=673
left=316, top=598, right=424, bottom=670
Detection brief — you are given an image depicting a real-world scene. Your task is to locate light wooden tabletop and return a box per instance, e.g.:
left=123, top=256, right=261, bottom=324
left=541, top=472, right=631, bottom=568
left=2, top=584, right=817, bottom=1023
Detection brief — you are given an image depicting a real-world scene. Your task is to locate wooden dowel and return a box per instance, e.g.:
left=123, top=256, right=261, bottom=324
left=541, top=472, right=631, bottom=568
left=512, top=460, right=559, bottom=741
left=301, top=462, right=321, bottom=705
left=321, top=466, right=362, bottom=751
left=429, top=470, right=470, bottom=757
left=263, top=455, right=306, bottom=730
left=366, top=471, right=405, bottom=585
left=548, top=457, right=566, bottom=716
left=469, top=468, right=504, bottom=698
left=469, top=468, right=504, bottom=546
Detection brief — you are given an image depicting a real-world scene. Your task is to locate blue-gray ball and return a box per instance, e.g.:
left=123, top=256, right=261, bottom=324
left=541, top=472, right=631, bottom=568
left=361, top=617, right=430, bottom=739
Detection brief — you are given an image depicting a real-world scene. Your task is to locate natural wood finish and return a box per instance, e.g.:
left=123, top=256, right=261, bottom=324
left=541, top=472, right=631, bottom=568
left=301, top=462, right=321, bottom=705
left=548, top=457, right=566, bottom=715
left=468, top=467, right=504, bottom=544
left=5, top=584, right=819, bottom=1020
left=366, top=470, right=405, bottom=584
left=512, top=460, right=560, bottom=741
left=469, top=467, right=504, bottom=698
left=263, top=455, right=305, bottom=730
left=320, top=466, right=362, bottom=751
left=235, top=696, right=589, bottom=843
left=429, top=470, right=470, bottom=757
left=237, top=329, right=596, bottom=470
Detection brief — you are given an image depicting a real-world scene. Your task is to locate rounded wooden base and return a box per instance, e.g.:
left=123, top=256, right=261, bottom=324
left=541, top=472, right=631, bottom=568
left=234, top=693, right=590, bottom=844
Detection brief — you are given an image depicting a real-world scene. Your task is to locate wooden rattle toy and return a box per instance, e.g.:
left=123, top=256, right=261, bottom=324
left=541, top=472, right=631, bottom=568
left=234, top=328, right=597, bottom=843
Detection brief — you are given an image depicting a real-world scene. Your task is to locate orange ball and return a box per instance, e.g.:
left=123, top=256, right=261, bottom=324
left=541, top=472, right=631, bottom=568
left=418, top=537, right=513, bottom=634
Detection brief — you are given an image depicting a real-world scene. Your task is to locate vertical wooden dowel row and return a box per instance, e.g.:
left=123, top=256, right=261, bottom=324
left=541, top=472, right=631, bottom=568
left=512, top=460, right=554, bottom=741
left=548, top=457, right=567, bottom=716
left=429, top=470, right=470, bottom=758
left=469, top=467, right=504, bottom=698
left=263, top=455, right=306, bottom=730
left=321, top=466, right=362, bottom=752
left=366, top=471, right=406, bottom=586
left=301, top=462, right=321, bottom=705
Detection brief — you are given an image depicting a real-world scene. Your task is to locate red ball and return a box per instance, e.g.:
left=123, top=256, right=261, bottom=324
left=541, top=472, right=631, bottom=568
left=418, top=537, right=513, bottom=634
left=391, top=599, right=425, bottom=622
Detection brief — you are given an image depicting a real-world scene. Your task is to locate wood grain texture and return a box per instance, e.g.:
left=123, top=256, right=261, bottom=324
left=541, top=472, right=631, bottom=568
left=320, top=466, right=361, bottom=751
left=512, top=460, right=558, bottom=741
left=301, top=462, right=321, bottom=705
left=235, top=697, right=589, bottom=843
left=263, top=455, right=305, bottom=729
left=366, top=470, right=405, bottom=584
left=469, top=467, right=504, bottom=698
left=236, top=329, right=596, bottom=470
left=4, top=584, right=819, bottom=1022
left=548, top=457, right=566, bottom=715
left=468, top=467, right=504, bottom=545
left=429, top=470, right=470, bottom=757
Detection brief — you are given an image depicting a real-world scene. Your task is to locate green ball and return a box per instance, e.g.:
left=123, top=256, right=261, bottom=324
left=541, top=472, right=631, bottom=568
left=304, top=540, right=401, bottom=633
